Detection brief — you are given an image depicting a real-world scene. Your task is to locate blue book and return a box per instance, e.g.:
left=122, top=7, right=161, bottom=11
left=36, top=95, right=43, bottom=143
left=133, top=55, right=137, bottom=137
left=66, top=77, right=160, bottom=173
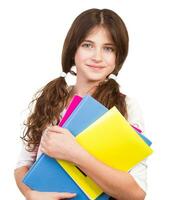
left=23, top=95, right=110, bottom=199
left=62, top=95, right=152, bottom=146
left=23, top=156, right=109, bottom=200
left=137, top=132, right=152, bottom=146
left=23, top=155, right=88, bottom=199
left=62, top=95, right=108, bottom=135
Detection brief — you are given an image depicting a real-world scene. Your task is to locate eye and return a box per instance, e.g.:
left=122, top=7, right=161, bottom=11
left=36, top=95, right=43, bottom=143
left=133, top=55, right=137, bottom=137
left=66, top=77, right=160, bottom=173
left=81, top=43, right=93, bottom=48
left=104, top=46, right=115, bottom=52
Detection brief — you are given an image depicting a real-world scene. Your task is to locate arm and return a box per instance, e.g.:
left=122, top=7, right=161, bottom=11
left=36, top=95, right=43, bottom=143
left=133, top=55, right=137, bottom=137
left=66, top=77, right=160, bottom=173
left=14, top=145, right=76, bottom=200
left=14, top=143, right=37, bottom=198
left=75, top=97, right=147, bottom=199
left=73, top=146, right=146, bottom=200
left=41, top=126, right=146, bottom=200
left=14, top=166, right=32, bottom=198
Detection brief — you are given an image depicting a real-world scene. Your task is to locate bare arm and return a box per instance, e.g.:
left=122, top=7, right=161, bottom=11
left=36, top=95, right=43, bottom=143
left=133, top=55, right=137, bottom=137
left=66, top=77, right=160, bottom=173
left=14, top=166, right=32, bottom=198
left=14, top=166, right=77, bottom=200
left=74, top=147, right=146, bottom=200
left=41, top=126, right=146, bottom=200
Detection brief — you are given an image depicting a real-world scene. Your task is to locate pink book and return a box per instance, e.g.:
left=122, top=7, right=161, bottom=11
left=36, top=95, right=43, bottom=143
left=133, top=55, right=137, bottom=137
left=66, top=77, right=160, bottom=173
left=58, top=95, right=143, bottom=136
left=131, top=125, right=142, bottom=133
left=58, top=95, right=82, bottom=127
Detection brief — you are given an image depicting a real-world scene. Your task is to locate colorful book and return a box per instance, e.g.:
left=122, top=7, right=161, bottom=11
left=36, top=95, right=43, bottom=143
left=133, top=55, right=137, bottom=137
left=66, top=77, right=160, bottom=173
left=131, top=125, right=142, bottom=133
left=58, top=95, right=82, bottom=126
left=76, top=106, right=153, bottom=171
left=23, top=95, right=152, bottom=200
left=23, top=155, right=89, bottom=199
left=62, top=95, right=108, bottom=136
left=23, top=95, right=109, bottom=199
left=132, top=126, right=152, bottom=146
left=135, top=131, right=152, bottom=146
left=58, top=96, right=108, bottom=199
left=57, top=96, right=153, bottom=199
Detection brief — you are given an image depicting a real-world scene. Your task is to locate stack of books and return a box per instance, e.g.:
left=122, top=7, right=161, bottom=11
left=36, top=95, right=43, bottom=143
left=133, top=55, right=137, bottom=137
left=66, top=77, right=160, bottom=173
left=23, top=95, right=153, bottom=199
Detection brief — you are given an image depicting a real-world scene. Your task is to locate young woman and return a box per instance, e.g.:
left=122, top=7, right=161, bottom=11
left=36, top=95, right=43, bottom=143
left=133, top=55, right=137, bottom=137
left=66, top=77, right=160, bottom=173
left=14, top=8, right=147, bottom=200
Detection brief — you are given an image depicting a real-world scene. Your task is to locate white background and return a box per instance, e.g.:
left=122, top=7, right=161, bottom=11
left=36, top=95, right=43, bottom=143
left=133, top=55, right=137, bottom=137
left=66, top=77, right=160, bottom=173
left=0, top=0, right=182, bottom=199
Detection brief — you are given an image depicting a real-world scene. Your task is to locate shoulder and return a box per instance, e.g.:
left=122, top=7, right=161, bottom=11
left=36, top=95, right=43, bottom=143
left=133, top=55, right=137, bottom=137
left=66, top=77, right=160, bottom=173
left=125, top=95, right=145, bottom=131
left=15, top=142, right=38, bottom=169
left=125, top=96, right=142, bottom=114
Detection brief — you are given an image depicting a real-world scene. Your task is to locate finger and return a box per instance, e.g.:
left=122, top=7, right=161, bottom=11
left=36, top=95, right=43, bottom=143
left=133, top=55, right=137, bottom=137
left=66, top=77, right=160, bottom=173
left=40, top=137, right=46, bottom=146
left=56, top=192, right=77, bottom=198
left=45, top=131, right=63, bottom=138
left=43, top=129, right=59, bottom=139
left=41, top=132, right=49, bottom=142
left=42, top=128, right=50, bottom=138
left=40, top=140, right=50, bottom=155
left=47, top=126, right=66, bottom=133
left=49, top=126, right=73, bottom=137
left=40, top=145, right=46, bottom=154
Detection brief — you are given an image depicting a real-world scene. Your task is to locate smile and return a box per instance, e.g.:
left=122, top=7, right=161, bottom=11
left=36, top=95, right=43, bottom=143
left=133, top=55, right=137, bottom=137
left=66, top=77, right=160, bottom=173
left=87, top=64, right=105, bottom=70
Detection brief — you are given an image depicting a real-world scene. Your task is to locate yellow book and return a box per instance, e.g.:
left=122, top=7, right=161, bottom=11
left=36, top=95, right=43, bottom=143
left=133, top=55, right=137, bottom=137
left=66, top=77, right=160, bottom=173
left=57, top=106, right=153, bottom=199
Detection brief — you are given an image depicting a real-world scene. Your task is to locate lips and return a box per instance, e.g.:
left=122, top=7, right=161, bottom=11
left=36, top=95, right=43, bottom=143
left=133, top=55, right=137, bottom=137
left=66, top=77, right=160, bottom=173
left=87, top=64, right=105, bottom=69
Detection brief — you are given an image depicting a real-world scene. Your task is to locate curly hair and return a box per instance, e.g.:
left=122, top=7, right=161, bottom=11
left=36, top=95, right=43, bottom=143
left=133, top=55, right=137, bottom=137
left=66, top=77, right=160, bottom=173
left=21, top=8, right=129, bottom=151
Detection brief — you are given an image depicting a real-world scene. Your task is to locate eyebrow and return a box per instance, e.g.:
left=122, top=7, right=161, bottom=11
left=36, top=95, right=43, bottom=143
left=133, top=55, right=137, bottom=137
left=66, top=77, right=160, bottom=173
left=83, top=40, right=115, bottom=46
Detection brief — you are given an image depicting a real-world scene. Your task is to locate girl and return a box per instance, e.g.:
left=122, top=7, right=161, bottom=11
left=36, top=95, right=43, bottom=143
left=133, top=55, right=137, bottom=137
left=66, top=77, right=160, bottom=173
left=14, top=8, right=147, bottom=200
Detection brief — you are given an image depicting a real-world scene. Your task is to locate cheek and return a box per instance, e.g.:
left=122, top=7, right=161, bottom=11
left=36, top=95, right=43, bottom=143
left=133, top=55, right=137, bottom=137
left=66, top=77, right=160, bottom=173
left=104, top=54, right=116, bottom=68
left=75, top=48, right=91, bottom=64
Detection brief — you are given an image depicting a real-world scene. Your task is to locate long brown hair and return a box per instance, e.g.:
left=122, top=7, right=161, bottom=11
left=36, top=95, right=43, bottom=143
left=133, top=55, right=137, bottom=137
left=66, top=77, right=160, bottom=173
left=22, top=8, right=129, bottom=151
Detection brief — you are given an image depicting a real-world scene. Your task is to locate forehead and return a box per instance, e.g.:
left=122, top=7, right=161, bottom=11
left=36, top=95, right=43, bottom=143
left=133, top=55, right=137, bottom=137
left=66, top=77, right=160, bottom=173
left=84, top=26, right=114, bottom=44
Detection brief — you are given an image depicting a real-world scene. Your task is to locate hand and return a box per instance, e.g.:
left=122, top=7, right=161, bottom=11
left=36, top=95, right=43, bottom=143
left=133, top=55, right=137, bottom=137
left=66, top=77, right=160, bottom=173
left=26, top=190, right=76, bottom=200
left=40, top=126, right=84, bottom=163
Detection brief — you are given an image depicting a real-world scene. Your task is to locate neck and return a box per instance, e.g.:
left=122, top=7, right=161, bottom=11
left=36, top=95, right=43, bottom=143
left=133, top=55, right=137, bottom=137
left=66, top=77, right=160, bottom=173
left=71, top=84, right=96, bottom=97
left=70, top=80, right=102, bottom=97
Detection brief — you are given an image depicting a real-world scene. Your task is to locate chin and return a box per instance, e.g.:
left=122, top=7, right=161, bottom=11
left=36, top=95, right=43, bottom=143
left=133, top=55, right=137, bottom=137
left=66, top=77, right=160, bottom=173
left=87, top=75, right=106, bottom=82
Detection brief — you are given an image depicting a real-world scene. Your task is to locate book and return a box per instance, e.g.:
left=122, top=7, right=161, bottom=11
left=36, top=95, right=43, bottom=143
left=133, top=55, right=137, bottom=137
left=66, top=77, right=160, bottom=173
left=58, top=95, right=108, bottom=199
left=131, top=125, right=142, bottom=133
left=135, top=131, right=152, bottom=146
left=132, top=126, right=152, bottom=146
left=76, top=106, right=153, bottom=171
left=23, top=154, right=89, bottom=199
left=23, top=95, right=110, bottom=199
left=58, top=95, right=82, bottom=126
left=62, top=95, right=108, bottom=136
left=57, top=96, right=153, bottom=199
left=23, top=95, right=152, bottom=200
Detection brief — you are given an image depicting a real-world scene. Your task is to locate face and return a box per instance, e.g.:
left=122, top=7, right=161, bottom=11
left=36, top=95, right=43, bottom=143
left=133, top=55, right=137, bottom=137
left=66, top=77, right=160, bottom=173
left=74, top=26, right=116, bottom=83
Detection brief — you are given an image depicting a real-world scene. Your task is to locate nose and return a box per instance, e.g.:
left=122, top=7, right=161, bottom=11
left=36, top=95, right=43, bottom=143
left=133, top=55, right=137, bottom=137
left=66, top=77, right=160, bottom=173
left=91, top=48, right=102, bottom=62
